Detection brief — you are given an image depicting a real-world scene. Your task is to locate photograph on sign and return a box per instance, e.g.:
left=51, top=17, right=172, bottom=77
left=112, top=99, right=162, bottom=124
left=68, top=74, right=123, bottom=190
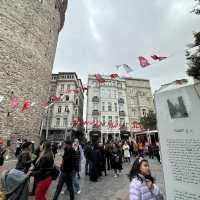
left=167, top=96, right=189, bottom=119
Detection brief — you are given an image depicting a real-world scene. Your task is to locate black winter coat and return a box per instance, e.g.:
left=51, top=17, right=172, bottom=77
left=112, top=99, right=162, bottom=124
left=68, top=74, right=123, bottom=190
left=32, top=153, right=54, bottom=182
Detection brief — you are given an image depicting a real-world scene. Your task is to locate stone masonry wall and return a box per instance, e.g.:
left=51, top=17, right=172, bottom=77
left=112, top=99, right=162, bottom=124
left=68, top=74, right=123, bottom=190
left=0, top=0, right=67, bottom=143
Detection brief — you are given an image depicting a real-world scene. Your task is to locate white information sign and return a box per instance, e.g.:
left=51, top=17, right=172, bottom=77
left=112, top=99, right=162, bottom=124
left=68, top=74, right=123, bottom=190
left=155, top=83, right=200, bottom=200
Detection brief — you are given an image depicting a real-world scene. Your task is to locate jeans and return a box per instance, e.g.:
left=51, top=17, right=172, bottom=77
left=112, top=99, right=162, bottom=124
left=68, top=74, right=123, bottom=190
left=106, top=156, right=111, bottom=170
left=73, top=171, right=80, bottom=192
left=53, top=172, right=74, bottom=200
left=85, top=159, right=92, bottom=175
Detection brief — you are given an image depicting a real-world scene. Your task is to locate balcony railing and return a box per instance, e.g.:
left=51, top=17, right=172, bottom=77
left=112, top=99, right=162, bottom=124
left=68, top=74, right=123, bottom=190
left=92, top=110, right=100, bottom=115
left=92, top=96, right=100, bottom=103
left=118, top=98, right=125, bottom=104
left=119, top=111, right=126, bottom=116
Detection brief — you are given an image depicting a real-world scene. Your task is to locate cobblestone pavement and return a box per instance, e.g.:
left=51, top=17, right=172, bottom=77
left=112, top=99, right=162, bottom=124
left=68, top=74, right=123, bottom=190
left=0, top=155, right=166, bottom=200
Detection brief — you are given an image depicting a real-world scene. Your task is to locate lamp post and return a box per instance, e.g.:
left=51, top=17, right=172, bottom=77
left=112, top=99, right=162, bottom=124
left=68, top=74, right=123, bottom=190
left=45, top=102, right=54, bottom=141
left=45, top=107, right=50, bottom=140
left=64, top=108, right=70, bottom=140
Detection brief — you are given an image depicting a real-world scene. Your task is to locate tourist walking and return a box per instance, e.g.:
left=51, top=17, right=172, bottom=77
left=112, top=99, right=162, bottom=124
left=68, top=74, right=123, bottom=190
left=90, top=143, right=101, bottom=182
left=84, top=142, right=92, bottom=176
left=122, top=141, right=131, bottom=162
left=111, top=143, right=123, bottom=178
left=73, top=141, right=81, bottom=194
left=99, top=143, right=107, bottom=176
left=138, top=141, right=145, bottom=157
left=129, top=157, right=163, bottom=200
left=16, top=141, right=32, bottom=173
left=105, top=143, right=112, bottom=171
left=53, top=140, right=76, bottom=200
left=2, top=142, right=33, bottom=200
left=29, top=140, right=45, bottom=196
left=31, top=141, right=54, bottom=200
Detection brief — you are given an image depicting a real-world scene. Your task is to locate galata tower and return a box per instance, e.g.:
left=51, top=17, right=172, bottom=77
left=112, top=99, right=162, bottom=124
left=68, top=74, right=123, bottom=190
left=0, top=0, right=68, bottom=143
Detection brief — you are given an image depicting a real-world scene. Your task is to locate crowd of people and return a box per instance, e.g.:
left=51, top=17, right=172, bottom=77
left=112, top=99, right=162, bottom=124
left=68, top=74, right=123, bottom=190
left=0, top=138, right=162, bottom=200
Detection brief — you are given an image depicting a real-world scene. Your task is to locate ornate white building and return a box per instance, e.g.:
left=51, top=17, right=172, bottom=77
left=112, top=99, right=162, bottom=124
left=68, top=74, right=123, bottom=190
left=86, top=75, right=154, bottom=143
left=86, top=75, right=129, bottom=143
left=42, top=72, right=84, bottom=141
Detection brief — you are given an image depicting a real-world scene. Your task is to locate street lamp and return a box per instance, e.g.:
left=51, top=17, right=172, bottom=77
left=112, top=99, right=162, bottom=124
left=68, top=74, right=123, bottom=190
left=64, top=108, right=70, bottom=140
left=46, top=102, right=54, bottom=140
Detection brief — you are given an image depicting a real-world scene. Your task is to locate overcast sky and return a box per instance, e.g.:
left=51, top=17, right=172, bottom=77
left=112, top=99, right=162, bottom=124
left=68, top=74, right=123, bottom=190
left=53, top=0, right=199, bottom=92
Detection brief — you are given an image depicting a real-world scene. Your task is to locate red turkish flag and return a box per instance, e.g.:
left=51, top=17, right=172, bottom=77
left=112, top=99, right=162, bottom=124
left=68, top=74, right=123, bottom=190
left=22, top=100, right=30, bottom=111
left=151, top=55, right=167, bottom=61
left=110, top=73, right=119, bottom=79
left=138, top=56, right=150, bottom=68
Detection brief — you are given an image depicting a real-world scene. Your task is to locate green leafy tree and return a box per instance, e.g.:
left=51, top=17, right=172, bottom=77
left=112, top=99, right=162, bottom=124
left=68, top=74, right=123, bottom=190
left=186, top=1, right=200, bottom=80
left=140, top=111, right=157, bottom=130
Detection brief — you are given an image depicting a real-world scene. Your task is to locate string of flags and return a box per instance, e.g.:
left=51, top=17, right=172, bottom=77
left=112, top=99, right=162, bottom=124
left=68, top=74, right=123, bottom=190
left=93, top=54, right=168, bottom=83
left=112, top=44, right=200, bottom=75
left=0, top=47, right=193, bottom=113
left=0, top=85, right=88, bottom=113
left=95, top=73, right=120, bottom=83
left=113, top=54, right=169, bottom=74
left=72, top=118, right=143, bottom=129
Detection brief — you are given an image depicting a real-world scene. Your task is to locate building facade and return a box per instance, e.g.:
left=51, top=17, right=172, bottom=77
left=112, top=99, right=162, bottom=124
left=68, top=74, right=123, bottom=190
left=42, top=72, right=84, bottom=141
left=0, top=0, right=68, bottom=144
left=86, top=75, right=129, bottom=144
left=125, top=78, right=154, bottom=133
left=86, top=75, right=154, bottom=143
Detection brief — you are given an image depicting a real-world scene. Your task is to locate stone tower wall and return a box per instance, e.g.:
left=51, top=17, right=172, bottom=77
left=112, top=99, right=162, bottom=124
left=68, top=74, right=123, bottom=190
left=0, top=0, right=68, bottom=143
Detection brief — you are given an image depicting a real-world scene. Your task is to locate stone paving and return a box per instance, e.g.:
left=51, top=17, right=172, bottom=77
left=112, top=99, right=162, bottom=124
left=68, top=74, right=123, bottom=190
left=0, top=156, right=166, bottom=200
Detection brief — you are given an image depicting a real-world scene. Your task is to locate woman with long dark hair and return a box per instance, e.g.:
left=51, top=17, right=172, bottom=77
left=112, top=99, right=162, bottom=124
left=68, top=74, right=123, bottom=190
left=128, top=157, right=163, bottom=200
left=31, top=141, right=54, bottom=200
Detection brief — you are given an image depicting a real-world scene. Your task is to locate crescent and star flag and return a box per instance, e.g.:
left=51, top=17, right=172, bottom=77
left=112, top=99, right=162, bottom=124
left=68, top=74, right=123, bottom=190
left=110, top=73, right=119, bottom=79
left=151, top=55, right=167, bottom=61
left=138, top=56, right=151, bottom=67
